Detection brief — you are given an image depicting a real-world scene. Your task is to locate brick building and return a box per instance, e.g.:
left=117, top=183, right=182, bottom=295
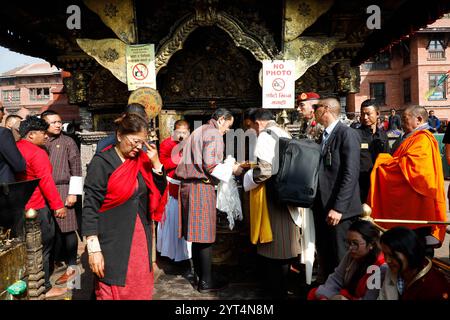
left=0, top=62, right=79, bottom=125
left=351, top=15, right=450, bottom=123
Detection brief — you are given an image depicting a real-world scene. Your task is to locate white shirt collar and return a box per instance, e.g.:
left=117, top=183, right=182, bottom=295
left=325, top=119, right=340, bottom=136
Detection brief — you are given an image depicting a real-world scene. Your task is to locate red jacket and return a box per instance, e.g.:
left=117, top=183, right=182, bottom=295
left=159, top=137, right=181, bottom=198
left=16, top=140, right=64, bottom=210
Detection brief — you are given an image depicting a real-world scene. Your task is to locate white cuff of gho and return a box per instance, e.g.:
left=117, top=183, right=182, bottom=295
left=243, top=169, right=259, bottom=191
left=68, top=176, right=83, bottom=195
left=86, top=236, right=102, bottom=255
left=152, top=164, right=164, bottom=175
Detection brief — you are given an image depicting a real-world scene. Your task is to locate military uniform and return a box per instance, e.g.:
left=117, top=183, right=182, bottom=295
left=296, top=92, right=323, bottom=143
left=298, top=118, right=324, bottom=143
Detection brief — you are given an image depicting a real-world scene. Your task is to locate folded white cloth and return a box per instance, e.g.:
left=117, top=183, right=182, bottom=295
left=211, top=162, right=233, bottom=182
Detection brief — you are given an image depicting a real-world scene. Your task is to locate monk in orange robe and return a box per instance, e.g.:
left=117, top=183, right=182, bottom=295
left=368, top=106, right=447, bottom=243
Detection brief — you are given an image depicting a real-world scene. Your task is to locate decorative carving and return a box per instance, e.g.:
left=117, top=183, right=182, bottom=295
left=93, top=113, right=122, bottom=131
left=158, top=27, right=261, bottom=108
left=284, top=0, right=334, bottom=42
left=104, top=3, right=119, bottom=18
left=334, top=62, right=352, bottom=93
left=87, top=68, right=128, bottom=108
left=64, top=71, right=91, bottom=104
left=327, top=46, right=360, bottom=62
left=103, top=48, right=119, bottom=62
left=155, top=8, right=277, bottom=74
left=84, top=0, right=136, bottom=44
left=76, top=38, right=127, bottom=83
left=348, top=66, right=361, bottom=93
left=159, top=110, right=183, bottom=141
left=224, top=6, right=279, bottom=55
left=284, top=36, right=339, bottom=79
left=298, top=2, right=312, bottom=17
left=295, top=59, right=336, bottom=97
left=194, top=0, right=219, bottom=22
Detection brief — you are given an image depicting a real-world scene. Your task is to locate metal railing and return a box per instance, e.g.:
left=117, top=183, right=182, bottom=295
left=428, top=51, right=446, bottom=60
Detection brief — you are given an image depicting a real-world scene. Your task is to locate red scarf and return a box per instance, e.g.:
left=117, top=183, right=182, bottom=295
left=99, top=150, right=168, bottom=222
left=339, top=252, right=385, bottom=300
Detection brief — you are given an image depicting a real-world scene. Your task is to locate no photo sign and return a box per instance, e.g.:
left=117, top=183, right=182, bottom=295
left=126, top=44, right=156, bottom=91
left=262, top=60, right=295, bottom=109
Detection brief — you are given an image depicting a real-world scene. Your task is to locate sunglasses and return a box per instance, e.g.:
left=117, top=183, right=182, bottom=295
left=312, top=104, right=326, bottom=111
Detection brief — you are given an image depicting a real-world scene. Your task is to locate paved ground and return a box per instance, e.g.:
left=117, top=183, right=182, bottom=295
left=49, top=183, right=450, bottom=300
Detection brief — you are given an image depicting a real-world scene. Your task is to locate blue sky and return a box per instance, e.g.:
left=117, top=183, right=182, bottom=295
left=0, top=46, right=46, bottom=74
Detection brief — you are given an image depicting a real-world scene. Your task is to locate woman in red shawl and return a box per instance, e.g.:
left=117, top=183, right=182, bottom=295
left=82, top=113, right=167, bottom=300
left=308, top=220, right=386, bottom=300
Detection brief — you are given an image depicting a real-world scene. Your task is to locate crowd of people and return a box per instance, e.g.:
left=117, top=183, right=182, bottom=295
left=0, top=94, right=449, bottom=301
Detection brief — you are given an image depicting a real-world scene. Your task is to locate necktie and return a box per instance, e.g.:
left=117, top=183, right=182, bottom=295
left=321, top=131, right=329, bottom=151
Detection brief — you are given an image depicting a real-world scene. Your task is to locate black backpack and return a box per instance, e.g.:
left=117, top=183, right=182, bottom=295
left=270, top=133, right=321, bottom=208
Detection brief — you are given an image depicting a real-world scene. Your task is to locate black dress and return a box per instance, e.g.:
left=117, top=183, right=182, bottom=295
left=82, top=147, right=166, bottom=286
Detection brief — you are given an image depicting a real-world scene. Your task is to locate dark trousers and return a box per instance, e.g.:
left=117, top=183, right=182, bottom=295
left=313, top=211, right=358, bottom=280
left=359, top=172, right=370, bottom=204
left=37, top=206, right=56, bottom=290
left=258, top=255, right=292, bottom=299
left=54, top=227, right=78, bottom=267
left=192, top=242, right=213, bottom=283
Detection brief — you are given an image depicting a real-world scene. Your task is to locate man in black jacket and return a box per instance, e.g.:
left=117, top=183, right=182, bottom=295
left=312, top=97, right=362, bottom=281
left=355, top=99, right=390, bottom=204
left=388, top=108, right=402, bottom=131
left=0, top=126, right=26, bottom=183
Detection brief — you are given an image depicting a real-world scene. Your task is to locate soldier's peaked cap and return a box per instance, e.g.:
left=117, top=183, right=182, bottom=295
left=297, top=92, right=320, bottom=102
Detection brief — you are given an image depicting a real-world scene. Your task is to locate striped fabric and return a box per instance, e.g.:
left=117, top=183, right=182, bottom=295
left=179, top=182, right=216, bottom=243
left=176, top=119, right=224, bottom=243
left=46, top=134, right=81, bottom=232
left=175, top=119, right=224, bottom=180
left=256, top=183, right=301, bottom=260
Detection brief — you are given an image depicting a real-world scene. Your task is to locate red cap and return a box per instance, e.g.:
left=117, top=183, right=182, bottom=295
left=297, top=92, right=320, bottom=102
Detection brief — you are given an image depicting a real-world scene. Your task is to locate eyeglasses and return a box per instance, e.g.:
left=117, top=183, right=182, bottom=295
left=345, top=240, right=367, bottom=250
left=49, top=121, right=62, bottom=126
left=125, top=135, right=144, bottom=148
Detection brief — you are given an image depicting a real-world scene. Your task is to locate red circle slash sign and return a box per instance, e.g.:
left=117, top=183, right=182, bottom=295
left=272, top=78, right=285, bottom=91
left=132, top=63, right=148, bottom=80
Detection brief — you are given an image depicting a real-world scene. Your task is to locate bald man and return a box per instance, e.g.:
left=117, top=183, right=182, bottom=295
left=312, top=97, right=362, bottom=282
left=368, top=106, right=447, bottom=248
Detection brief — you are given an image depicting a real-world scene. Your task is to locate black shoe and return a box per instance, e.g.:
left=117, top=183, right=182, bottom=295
left=197, top=278, right=228, bottom=293
left=184, top=271, right=199, bottom=286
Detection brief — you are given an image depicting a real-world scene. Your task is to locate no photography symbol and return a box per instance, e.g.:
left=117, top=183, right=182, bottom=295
left=133, top=63, right=148, bottom=80
left=272, top=78, right=285, bottom=91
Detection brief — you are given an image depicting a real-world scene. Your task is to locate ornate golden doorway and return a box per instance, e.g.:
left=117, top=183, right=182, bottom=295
left=157, top=26, right=261, bottom=134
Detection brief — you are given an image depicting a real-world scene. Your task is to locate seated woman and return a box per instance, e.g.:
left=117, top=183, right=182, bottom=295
left=308, top=220, right=386, bottom=300
left=82, top=113, right=167, bottom=300
left=378, top=227, right=450, bottom=300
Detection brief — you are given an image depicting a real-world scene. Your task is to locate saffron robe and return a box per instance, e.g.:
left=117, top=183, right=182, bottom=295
left=368, top=129, right=447, bottom=242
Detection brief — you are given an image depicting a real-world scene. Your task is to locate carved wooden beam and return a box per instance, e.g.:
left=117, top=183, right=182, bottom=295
left=155, top=5, right=277, bottom=74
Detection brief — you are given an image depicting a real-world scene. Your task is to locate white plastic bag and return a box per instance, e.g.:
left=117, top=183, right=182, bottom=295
left=216, top=156, right=243, bottom=230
